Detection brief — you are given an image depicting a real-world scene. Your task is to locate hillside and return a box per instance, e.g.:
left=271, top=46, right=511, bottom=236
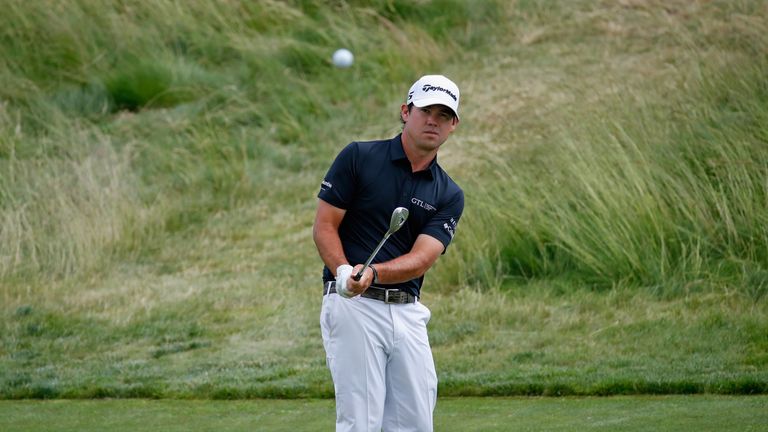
left=1, top=0, right=767, bottom=398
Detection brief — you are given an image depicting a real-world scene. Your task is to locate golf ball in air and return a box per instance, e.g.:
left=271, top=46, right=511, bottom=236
left=332, top=48, right=354, bottom=68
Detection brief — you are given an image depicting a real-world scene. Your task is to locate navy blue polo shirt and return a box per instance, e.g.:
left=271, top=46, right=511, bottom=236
left=318, top=134, right=464, bottom=297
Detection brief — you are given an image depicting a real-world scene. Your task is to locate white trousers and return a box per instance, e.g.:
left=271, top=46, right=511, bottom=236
left=320, top=292, right=437, bottom=432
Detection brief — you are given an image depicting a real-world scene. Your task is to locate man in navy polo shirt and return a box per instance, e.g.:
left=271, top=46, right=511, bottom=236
left=313, top=75, right=464, bottom=432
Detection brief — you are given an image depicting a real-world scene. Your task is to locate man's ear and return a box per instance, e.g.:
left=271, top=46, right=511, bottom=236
left=448, top=117, right=458, bottom=134
left=400, top=104, right=409, bottom=122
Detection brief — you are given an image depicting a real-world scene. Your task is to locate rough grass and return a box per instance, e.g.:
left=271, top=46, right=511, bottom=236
left=1, top=0, right=767, bottom=399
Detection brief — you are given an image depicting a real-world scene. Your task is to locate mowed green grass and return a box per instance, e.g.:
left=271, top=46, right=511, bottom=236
left=1, top=396, right=766, bottom=432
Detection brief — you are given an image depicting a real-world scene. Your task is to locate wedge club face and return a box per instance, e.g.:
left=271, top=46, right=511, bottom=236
left=353, top=207, right=409, bottom=281
left=388, top=207, right=409, bottom=234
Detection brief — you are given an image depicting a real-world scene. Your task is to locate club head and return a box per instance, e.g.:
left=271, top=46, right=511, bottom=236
left=388, top=207, right=409, bottom=235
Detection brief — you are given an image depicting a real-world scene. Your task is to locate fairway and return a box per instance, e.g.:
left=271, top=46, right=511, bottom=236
left=1, top=396, right=766, bottom=432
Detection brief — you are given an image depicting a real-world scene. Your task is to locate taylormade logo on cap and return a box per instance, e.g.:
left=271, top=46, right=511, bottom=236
left=406, top=75, right=460, bottom=119
left=416, top=84, right=457, bottom=102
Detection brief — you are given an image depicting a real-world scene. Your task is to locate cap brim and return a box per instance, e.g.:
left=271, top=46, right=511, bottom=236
left=411, top=97, right=459, bottom=119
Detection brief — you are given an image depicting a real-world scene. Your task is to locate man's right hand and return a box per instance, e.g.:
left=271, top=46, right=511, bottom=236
left=347, top=264, right=374, bottom=296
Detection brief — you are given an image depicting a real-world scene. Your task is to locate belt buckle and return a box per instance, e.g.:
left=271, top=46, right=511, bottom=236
left=384, top=289, right=398, bottom=304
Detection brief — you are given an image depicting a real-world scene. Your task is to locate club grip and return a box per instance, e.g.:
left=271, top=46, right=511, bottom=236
left=352, top=270, right=363, bottom=281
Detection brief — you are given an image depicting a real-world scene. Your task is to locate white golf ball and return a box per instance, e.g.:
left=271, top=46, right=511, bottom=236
left=332, top=48, right=354, bottom=68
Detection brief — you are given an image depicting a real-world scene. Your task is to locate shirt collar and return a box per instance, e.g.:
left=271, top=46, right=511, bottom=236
left=390, top=134, right=437, bottom=179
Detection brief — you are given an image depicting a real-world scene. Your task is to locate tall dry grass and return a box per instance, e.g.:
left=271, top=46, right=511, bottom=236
left=0, top=126, right=150, bottom=278
left=434, top=0, right=768, bottom=297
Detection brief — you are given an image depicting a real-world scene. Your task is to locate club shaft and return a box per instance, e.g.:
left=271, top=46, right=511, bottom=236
left=353, top=234, right=390, bottom=280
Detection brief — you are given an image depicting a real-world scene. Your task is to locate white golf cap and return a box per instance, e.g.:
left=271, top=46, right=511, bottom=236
left=406, top=75, right=460, bottom=119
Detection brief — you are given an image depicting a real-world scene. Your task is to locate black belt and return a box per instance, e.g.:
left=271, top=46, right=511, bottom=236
left=324, top=281, right=417, bottom=304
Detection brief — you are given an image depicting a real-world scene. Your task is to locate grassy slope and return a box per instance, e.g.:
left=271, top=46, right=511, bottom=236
left=1, top=0, right=767, bottom=398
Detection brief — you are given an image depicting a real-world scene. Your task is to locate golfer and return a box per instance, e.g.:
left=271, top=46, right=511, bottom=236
left=313, top=75, right=465, bottom=431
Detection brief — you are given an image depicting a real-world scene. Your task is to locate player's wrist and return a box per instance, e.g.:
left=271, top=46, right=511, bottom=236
left=368, top=264, right=379, bottom=284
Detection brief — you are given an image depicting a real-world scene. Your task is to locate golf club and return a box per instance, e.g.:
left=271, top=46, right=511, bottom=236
left=352, top=207, right=409, bottom=281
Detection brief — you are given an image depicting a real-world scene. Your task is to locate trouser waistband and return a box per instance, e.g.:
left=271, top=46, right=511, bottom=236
left=324, top=281, right=417, bottom=304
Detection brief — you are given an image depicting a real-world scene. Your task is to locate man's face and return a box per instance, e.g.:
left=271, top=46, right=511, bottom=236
left=401, top=104, right=458, bottom=152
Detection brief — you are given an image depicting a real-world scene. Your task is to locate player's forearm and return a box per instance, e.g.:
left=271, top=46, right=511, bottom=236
left=372, top=234, right=444, bottom=284
left=374, top=252, right=434, bottom=284
left=312, top=223, right=348, bottom=276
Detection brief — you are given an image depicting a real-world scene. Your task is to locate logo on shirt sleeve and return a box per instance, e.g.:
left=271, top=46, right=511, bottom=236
left=320, top=180, right=333, bottom=192
left=443, top=217, right=458, bottom=239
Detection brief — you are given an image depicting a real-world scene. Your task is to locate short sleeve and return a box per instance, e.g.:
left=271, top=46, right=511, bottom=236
left=317, top=143, right=357, bottom=209
left=421, top=189, right=464, bottom=253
